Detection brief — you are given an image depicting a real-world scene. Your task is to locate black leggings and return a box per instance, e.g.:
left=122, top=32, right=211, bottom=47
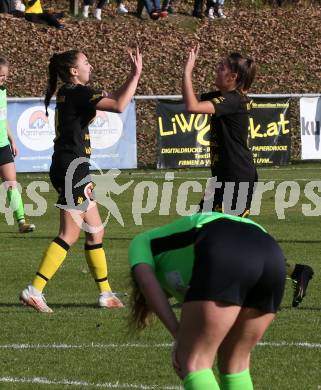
left=25, top=12, right=62, bottom=27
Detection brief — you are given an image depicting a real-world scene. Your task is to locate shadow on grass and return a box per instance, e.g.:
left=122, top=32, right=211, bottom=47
left=277, top=239, right=321, bottom=244
left=280, top=305, right=321, bottom=311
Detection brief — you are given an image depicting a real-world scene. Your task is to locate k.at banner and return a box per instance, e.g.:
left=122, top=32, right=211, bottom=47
left=248, top=98, right=291, bottom=165
left=156, top=98, right=291, bottom=169
left=7, top=99, right=137, bottom=172
left=156, top=100, right=211, bottom=168
left=300, top=97, right=321, bottom=159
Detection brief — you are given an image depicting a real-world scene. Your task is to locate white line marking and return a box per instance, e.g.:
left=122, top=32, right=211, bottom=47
left=0, top=343, right=173, bottom=349
left=128, top=167, right=321, bottom=175
left=0, top=341, right=320, bottom=350
left=116, top=175, right=320, bottom=181
left=0, top=377, right=182, bottom=389
left=258, top=341, right=321, bottom=349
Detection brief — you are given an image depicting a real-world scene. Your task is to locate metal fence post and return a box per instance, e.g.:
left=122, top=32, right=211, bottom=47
left=69, top=0, right=79, bottom=16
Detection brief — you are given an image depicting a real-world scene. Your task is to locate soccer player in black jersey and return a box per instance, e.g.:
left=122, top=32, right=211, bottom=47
left=20, top=48, right=142, bottom=312
left=183, top=47, right=257, bottom=217
left=182, top=45, right=313, bottom=307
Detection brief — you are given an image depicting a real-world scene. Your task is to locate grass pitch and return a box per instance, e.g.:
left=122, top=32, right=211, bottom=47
left=0, top=164, right=320, bottom=389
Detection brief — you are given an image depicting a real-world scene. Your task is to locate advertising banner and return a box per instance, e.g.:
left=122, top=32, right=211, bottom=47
left=7, top=99, right=137, bottom=172
left=156, top=100, right=211, bottom=169
left=248, top=98, right=291, bottom=165
left=300, top=97, right=321, bottom=159
left=156, top=98, right=291, bottom=168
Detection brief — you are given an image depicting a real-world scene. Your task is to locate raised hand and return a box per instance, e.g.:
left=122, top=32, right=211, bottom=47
left=184, top=44, right=200, bottom=75
left=128, top=47, right=143, bottom=78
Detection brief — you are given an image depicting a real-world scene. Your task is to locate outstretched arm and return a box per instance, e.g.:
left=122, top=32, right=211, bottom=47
left=182, top=45, right=215, bottom=114
left=133, top=263, right=179, bottom=338
left=96, top=47, right=142, bottom=113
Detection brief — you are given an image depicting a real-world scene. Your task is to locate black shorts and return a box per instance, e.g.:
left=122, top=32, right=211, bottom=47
left=184, top=218, right=286, bottom=313
left=0, top=144, right=14, bottom=166
left=49, top=155, right=94, bottom=211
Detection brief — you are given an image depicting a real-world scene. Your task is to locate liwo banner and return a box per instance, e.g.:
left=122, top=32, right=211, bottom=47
left=156, top=100, right=211, bottom=169
left=7, top=99, right=137, bottom=172
left=156, top=98, right=291, bottom=169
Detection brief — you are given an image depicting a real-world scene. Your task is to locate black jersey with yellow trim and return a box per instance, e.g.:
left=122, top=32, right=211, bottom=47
left=201, top=90, right=255, bottom=181
left=53, top=84, right=104, bottom=160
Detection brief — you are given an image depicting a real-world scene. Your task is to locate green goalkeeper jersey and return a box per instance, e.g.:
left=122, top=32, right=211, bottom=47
left=128, top=212, right=266, bottom=303
left=0, top=87, right=9, bottom=148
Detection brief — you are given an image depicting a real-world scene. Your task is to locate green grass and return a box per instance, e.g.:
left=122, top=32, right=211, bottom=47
left=0, top=164, right=321, bottom=389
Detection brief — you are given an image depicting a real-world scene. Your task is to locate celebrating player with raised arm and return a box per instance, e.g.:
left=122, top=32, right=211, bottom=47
left=20, top=48, right=142, bottom=312
left=182, top=45, right=313, bottom=307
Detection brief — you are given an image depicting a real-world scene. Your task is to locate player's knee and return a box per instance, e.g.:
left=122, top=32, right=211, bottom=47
left=59, top=233, right=80, bottom=247
left=86, top=230, right=104, bottom=245
left=175, top=348, right=211, bottom=377
left=3, top=180, right=18, bottom=190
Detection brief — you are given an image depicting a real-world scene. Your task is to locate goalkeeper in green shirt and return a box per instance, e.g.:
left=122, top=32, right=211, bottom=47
left=0, top=57, right=35, bottom=233
left=128, top=212, right=286, bottom=390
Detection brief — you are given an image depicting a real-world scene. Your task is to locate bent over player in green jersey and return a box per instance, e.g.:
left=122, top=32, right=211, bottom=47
left=128, top=212, right=286, bottom=390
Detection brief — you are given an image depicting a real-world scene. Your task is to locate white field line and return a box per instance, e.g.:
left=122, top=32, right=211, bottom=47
left=0, top=377, right=182, bottom=389
left=109, top=175, right=320, bottom=181
left=128, top=167, right=321, bottom=175
left=25, top=167, right=321, bottom=181
left=24, top=174, right=320, bottom=182
left=0, top=342, right=319, bottom=388
left=0, top=341, right=320, bottom=350
left=258, top=341, right=321, bottom=348
left=0, top=342, right=172, bottom=349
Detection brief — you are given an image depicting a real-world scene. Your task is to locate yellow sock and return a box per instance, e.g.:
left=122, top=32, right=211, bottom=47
left=85, top=243, right=112, bottom=293
left=286, top=262, right=296, bottom=277
left=32, top=237, right=69, bottom=292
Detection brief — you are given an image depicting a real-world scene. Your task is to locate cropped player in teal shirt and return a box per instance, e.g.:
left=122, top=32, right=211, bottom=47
left=0, top=57, right=35, bottom=233
left=129, top=212, right=286, bottom=390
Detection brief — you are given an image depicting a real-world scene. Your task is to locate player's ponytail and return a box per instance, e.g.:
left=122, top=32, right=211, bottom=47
left=44, top=50, right=82, bottom=116
left=243, top=58, right=256, bottom=91
left=45, top=54, right=58, bottom=116
left=128, top=272, right=155, bottom=332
